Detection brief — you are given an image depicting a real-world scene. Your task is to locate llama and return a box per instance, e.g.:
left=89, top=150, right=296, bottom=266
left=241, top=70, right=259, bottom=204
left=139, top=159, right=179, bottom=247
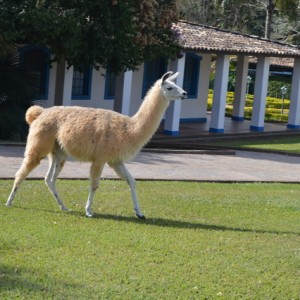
left=6, top=71, right=187, bottom=218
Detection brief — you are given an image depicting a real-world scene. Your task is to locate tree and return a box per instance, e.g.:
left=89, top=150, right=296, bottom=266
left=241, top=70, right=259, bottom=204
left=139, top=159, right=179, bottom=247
left=264, top=0, right=299, bottom=38
left=177, top=0, right=218, bottom=25
left=0, top=0, right=180, bottom=140
left=0, top=0, right=180, bottom=73
left=176, top=0, right=266, bottom=36
left=177, top=0, right=300, bottom=40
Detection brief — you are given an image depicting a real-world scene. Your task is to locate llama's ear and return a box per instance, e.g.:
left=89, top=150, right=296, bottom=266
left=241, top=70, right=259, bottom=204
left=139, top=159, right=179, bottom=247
left=168, top=72, right=179, bottom=82
left=162, top=71, right=174, bottom=82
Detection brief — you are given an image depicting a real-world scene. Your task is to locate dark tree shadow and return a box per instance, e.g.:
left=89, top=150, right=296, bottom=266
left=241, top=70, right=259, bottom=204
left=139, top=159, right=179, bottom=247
left=0, top=264, right=81, bottom=297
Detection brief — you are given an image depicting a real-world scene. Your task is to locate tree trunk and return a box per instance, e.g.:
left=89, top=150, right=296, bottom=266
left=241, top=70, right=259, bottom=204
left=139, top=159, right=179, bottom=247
left=265, top=0, right=276, bottom=39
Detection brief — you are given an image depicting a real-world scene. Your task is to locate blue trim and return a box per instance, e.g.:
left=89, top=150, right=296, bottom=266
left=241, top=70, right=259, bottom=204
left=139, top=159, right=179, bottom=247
left=163, top=130, right=180, bottom=136
left=183, top=53, right=201, bottom=99
left=287, top=124, right=300, bottom=129
left=180, top=118, right=207, bottom=123
left=142, top=58, right=167, bottom=98
left=232, top=116, right=244, bottom=122
left=19, top=45, right=50, bottom=100
left=209, top=128, right=224, bottom=133
left=250, top=126, right=264, bottom=132
left=72, top=68, right=93, bottom=100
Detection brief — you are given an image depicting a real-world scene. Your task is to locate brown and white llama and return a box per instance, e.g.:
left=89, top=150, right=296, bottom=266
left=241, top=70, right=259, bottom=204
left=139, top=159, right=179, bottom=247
left=6, top=71, right=187, bottom=218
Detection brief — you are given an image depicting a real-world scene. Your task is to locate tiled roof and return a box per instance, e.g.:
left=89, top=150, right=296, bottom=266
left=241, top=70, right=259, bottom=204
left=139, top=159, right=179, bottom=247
left=178, top=21, right=300, bottom=57
left=269, top=57, right=294, bottom=68
left=232, top=56, right=294, bottom=68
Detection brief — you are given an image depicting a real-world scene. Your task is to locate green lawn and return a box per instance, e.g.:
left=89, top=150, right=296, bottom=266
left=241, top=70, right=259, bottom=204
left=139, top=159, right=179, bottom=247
left=1, top=180, right=299, bottom=299
left=204, top=135, right=300, bottom=154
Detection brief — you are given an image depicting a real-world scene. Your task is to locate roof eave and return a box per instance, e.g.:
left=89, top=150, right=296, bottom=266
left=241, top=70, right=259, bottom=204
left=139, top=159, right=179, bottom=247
left=181, top=46, right=300, bottom=58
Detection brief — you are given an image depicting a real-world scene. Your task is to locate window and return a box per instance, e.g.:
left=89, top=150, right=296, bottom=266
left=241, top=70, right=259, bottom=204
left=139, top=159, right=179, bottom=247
left=72, top=68, right=92, bottom=99
left=183, top=53, right=201, bottom=98
left=104, top=70, right=116, bottom=99
left=142, top=58, right=167, bottom=98
left=20, top=46, right=50, bottom=99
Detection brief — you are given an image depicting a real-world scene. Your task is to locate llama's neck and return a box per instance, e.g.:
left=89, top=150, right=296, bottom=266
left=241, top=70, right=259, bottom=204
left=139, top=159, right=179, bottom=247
left=130, top=82, right=169, bottom=147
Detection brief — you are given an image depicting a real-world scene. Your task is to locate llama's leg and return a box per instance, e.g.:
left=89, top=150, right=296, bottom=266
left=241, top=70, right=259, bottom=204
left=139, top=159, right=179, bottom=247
left=85, top=162, right=104, bottom=217
left=109, top=162, right=145, bottom=219
left=6, top=156, right=41, bottom=207
left=45, top=147, right=68, bottom=211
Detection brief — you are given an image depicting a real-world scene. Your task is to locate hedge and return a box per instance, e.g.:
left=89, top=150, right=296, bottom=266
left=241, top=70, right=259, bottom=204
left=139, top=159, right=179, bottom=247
left=207, top=90, right=290, bottom=123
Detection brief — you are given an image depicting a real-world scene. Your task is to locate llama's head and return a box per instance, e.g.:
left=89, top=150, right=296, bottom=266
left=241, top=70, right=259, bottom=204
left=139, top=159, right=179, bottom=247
left=160, top=71, right=187, bottom=101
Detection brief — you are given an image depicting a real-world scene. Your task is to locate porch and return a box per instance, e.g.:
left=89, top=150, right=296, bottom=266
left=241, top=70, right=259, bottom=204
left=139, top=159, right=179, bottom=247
left=150, top=114, right=300, bottom=148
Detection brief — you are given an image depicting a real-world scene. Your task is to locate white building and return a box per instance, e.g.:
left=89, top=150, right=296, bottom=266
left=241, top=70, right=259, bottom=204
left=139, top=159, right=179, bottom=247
left=20, top=21, right=300, bottom=135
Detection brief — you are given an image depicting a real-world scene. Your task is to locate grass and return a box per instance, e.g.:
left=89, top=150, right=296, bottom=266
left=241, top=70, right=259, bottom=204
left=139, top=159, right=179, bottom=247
left=0, top=180, right=299, bottom=299
left=204, top=135, right=300, bottom=154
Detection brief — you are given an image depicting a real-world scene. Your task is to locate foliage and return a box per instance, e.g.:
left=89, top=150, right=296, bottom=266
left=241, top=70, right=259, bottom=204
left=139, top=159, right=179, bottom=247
left=0, top=49, right=38, bottom=140
left=0, top=180, right=299, bottom=299
left=0, top=0, right=179, bottom=73
left=176, top=0, right=300, bottom=42
left=207, top=90, right=291, bottom=123
left=267, top=75, right=291, bottom=98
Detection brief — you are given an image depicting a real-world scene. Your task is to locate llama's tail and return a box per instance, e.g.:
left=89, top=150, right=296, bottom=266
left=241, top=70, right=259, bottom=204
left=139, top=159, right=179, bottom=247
left=25, top=105, right=44, bottom=125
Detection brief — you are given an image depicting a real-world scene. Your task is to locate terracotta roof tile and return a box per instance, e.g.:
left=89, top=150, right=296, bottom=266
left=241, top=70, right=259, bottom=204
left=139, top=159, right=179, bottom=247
left=178, top=21, right=300, bottom=57
left=231, top=56, right=294, bottom=69
left=269, top=57, right=294, bottom=68
left=244, top=56, right=294, bottom=68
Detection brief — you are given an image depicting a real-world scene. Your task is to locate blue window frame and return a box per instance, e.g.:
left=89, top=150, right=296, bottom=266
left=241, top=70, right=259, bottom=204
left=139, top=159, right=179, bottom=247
left=104, top=70, right=116, bottom=100
left=19, top=45, right=50, bottom=99
left=183, top=53, right=201, bottom=98
left=72, top=68, right=92, bottom=100
left=142, top=58, right=167, bottom=98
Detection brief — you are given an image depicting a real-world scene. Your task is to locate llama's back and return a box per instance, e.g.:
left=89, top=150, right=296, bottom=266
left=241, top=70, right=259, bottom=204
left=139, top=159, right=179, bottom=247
left=28, top=106, right=137, bottom=162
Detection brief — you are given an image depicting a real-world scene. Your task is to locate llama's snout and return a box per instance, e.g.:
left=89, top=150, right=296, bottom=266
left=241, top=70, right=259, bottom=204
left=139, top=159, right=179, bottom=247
left=181, top=91, right=188, bottom=99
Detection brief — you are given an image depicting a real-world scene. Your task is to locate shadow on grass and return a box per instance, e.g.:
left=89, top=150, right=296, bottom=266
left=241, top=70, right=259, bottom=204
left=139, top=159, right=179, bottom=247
left=0, top=264, right=80, bottom=297
left=8, top=206, right=299, bottom=236
left=88, top=212, right=300, bottom=236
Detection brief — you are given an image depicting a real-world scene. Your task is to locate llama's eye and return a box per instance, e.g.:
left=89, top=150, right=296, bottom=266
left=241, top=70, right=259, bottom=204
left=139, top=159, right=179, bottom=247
left=167, top=87, right=173, bottom=91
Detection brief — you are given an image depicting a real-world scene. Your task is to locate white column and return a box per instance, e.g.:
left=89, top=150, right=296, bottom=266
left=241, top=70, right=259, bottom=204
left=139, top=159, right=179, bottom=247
left=164, top=53, right=186, bottom=135
left=288, top=58, right=300, bottom=129
left=62, top=65, right=74, bottom=106
left=209, top=54, right=230, bottom=132
left=90, top=68, right=104, bottom=109
left=198, top=54, right=212, bottom=121
left=250, top=56, right=270, bottom=131
left=47, top=58, right=57, bottom=107
left=232, top=55, right=249, bottom=121
left=121, top=70, right=133, bottom=116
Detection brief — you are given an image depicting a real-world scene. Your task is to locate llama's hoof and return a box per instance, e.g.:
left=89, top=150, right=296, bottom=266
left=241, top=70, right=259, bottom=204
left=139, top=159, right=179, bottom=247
left=136, top=213, right=146, bottom=220
left=6, top=199, right=13, bottom=207
left=86, top=212, right=93, bottom=218
left=61, top=206, right=70, bottom=212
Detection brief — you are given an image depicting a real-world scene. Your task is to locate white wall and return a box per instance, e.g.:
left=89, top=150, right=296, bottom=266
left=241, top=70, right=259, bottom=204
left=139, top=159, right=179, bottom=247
left=71, top=67, right=114, bottom=110
left=44, top=57, right=210, bottom=123
left=179, top=53, right=211, bottom=121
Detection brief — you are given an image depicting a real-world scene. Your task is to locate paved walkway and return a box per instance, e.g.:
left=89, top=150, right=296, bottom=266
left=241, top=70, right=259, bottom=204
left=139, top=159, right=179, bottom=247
left=1, top=145, right=300, bottom=182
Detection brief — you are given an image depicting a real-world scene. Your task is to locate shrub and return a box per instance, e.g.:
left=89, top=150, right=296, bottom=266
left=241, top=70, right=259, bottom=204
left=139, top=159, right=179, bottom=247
left=267, top=75, right=291, bottom=98
left=207, top=90, right=290, bottom=123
